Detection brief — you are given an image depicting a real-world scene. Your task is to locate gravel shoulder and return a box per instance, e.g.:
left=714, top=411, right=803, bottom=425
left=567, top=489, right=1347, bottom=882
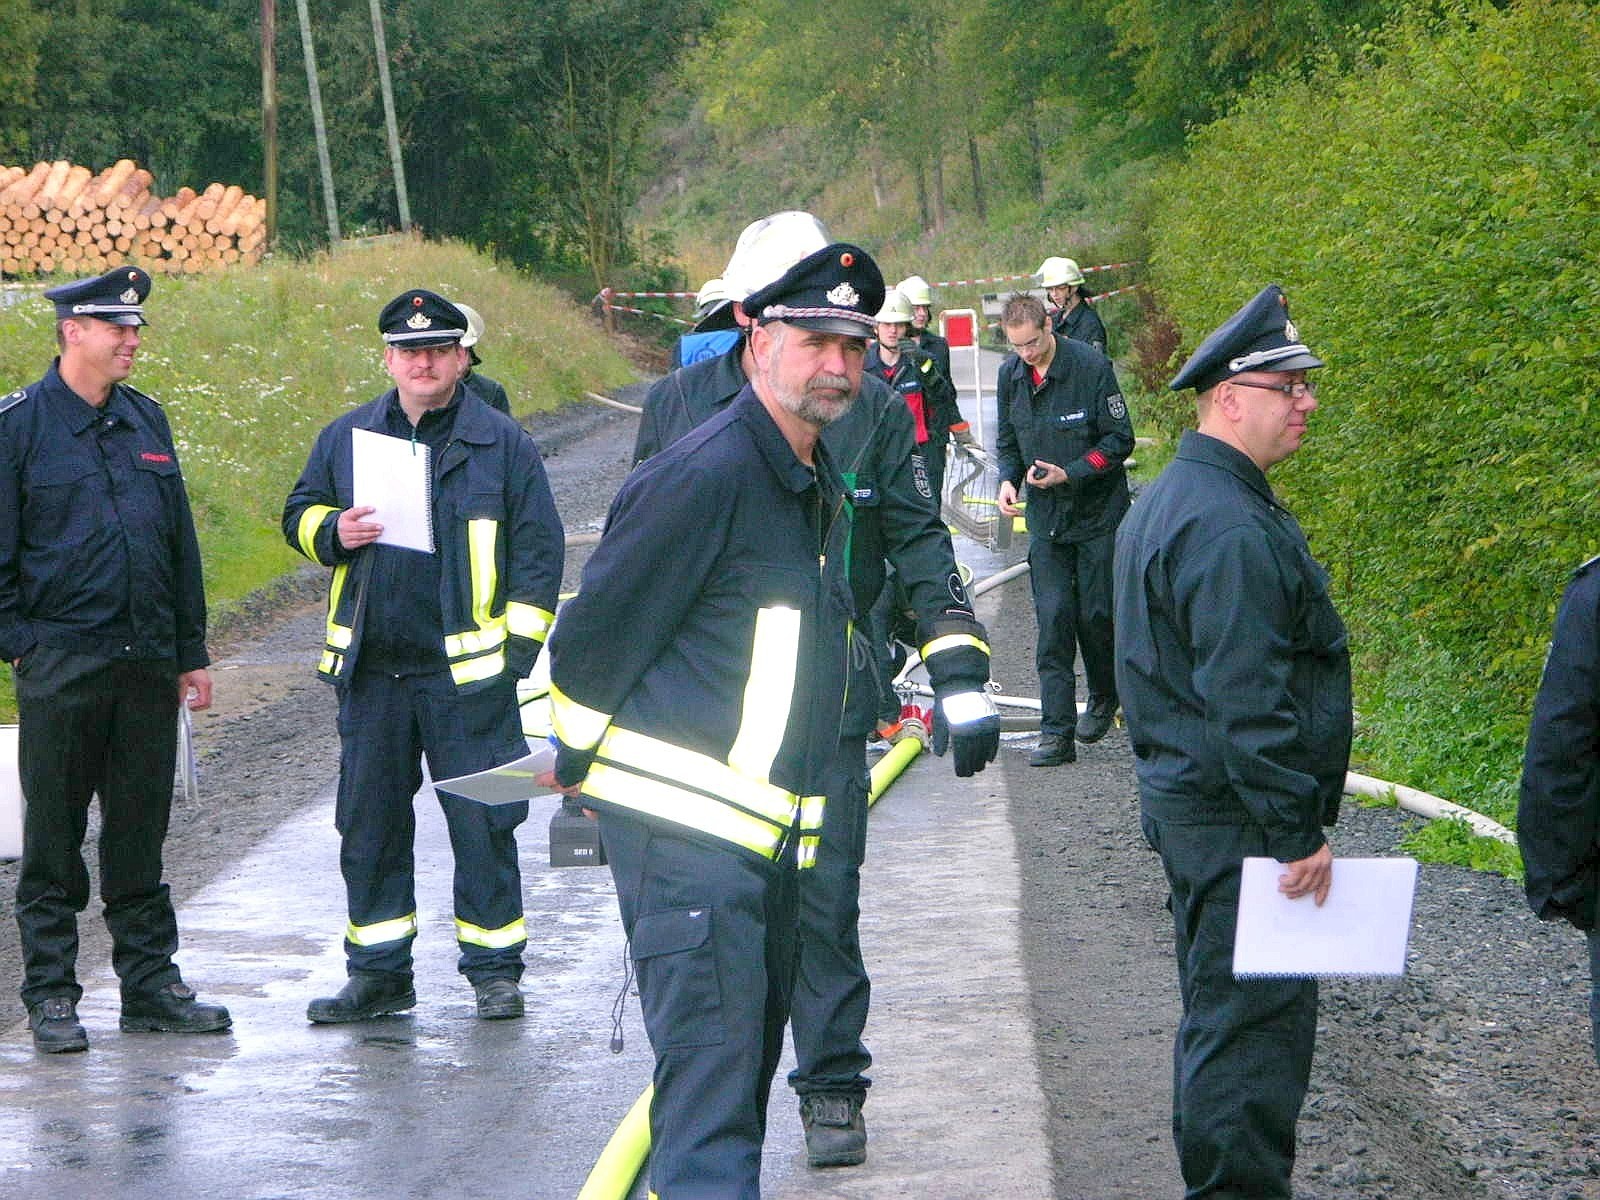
left=5, top=379, right=1599, bottom=1198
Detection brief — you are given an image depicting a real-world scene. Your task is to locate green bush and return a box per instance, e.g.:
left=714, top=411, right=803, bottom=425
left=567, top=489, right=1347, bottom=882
left=1145, top=0, right=1600, bottom=859
left=0, top=238, right=636, bottom=721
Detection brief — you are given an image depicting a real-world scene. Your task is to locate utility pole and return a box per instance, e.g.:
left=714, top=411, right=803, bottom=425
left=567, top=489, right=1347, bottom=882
left=368, top=0, right=412, bottom=233
left=261, top=0, right=277, bottom=247
left=294, top=0, right=341, bottom=244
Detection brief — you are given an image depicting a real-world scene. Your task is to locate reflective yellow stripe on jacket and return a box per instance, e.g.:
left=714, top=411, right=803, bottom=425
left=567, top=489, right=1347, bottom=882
left=455, top=916, right=527, bottom=949
left=320, top=562, right=355, bottom=678
left=444, top=518, right=509, bottom=686
left=296, top=503, right=339, bottom=562
left=920, top=632, right=991, bottom=664
left=346, top=912, right=418, bottom=947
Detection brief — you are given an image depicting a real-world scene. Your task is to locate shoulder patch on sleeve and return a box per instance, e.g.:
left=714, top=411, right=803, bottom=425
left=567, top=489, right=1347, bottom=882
left=0, top=388, right=26, bottom=415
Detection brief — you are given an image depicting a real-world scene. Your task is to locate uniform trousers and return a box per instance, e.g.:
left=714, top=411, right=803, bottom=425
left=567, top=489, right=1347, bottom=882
left=788, top=736, right=873, bottom=1099
left=334, top=665, right=529, bottom=982
left=1028, top=530, right=1118, bottom=735
left=14, top=649, right=183, bottom=1008
left=599, top=809, right=800, bottom=1200
left=1141, top=810, right=1318, bottom=1200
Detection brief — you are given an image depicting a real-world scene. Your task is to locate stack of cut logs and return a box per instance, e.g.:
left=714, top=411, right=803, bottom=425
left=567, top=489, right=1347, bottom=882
left=0, top=159, right=267, bottom=277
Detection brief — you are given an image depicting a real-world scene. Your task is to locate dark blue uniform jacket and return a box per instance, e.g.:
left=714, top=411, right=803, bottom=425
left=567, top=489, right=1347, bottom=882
left=634, top=343, right=989, bottom=736
left=1519, top=556, right=1600, bottom=929
left=1052, top=298, right=1108, bottom=355
left=1114, top=430, right=1351, bottom=862
left=0, top=361, right=208, bottom=670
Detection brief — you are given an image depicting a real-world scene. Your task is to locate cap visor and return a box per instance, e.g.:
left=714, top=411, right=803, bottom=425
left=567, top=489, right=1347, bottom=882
left=1266, top=351, right=1324, bottom=373
left=385, top=334, right=464, bottom=348
left=103, top=313, right=146, bottom=327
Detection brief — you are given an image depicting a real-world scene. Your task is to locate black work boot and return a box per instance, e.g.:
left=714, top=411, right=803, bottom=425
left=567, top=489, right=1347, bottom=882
left=1029, top=733, right=1077, bottom=767
left=306, top=971, right=416, bottom=1024
left=800, top=1093, right=867, bottom=1167
left=472, top=977, right=525, bottom=1020
left=120, top=981, right=232, bottom=1034
left=29, top=996, right=89, bottom=1054
left=1076, top=696, right=1118, bottom=744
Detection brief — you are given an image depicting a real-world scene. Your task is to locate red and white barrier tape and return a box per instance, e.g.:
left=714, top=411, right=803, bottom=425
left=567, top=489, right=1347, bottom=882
left=605, top=289, right=697, bottom=300
left=1087, top=283, right=1140, bottom=304
left=932, top=261, right=1139, bottom=289
left=609, top=304, right=694, bottom=328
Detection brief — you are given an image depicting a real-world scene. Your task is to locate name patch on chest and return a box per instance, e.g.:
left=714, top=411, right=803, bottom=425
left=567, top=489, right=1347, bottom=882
left=1058, top=410, right=1087, bottom=423
left=139, top=452, right=173, bottom=463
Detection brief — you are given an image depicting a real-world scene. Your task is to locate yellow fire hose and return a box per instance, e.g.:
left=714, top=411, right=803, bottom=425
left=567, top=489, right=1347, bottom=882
left=575, top=725, right=927, bottom=1198
left=575, top=1085, right=653, bottom=1200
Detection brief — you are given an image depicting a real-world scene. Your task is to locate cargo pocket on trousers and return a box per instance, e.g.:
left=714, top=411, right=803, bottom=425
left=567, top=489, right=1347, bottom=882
left=630, top=906, right=726, bottom=1049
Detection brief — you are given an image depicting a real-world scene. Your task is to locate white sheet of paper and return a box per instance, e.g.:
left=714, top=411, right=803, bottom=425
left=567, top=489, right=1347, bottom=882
left=1232, top=856, right=1419, bottom=978
left=351, top=427, right=434, bottom=553
left=432, top=742, right=557, bottom=807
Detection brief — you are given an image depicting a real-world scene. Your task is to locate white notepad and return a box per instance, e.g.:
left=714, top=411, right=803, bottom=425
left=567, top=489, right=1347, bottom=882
left=433, top=741, right=557, bottom=807
left=1232, top=856, right=1419, bottom=978
left=351, top=427, right=434, bottom=553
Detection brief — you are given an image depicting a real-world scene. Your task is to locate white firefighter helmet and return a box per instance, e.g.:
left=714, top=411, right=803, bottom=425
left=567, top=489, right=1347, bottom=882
left=1036, top=256, right=1086, bottom=288
left=874, top=289, right=916, bottom=325
left=896, top=274, right=933, bottom=307
left=455, top=302, right=485, bottom=349
left=722, top=211, right=831, bottom=302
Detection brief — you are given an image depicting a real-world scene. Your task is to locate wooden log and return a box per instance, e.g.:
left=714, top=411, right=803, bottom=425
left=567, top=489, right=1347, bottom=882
left=56, top=165, right=93, bottom=212
left=96, top=235, right=113, bottom=254
left=170, top=189, right=205, bottom=227
left=190, top=182, right=225, bottom=226
left=91, top=159, right=137, bottom=207
left=34, top=161, right=71, bottom=210
left=160, top=185, right=195, bottom=220
left=59, top=214, right=78, bottom=234
left=219, top=194, right=260, bottom=238
left=109, top=168, right=154, bottom=209
left=1, top=162, right=50, bottom=206
left=114, top=234, right=132, bottom=252
left=105, top=216, right=123, bottom=236
left=206, top=184, right=244, bottom=233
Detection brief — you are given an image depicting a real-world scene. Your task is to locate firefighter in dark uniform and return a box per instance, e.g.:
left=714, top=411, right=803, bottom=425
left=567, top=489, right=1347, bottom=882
left=1037, top=256, right=1108, bottom=355
left=865, top=288, right=967, bottom=513
left=2, top=268, right=230, bottom=1053
left=896, top=273, right=953, bottom=387
left=1519, top=554, right=1600, bottom=1064
left=1113, top=285, right=1349, bottom=1200
left=995, top=292, right=1132, bottom=766
left=453, top=302, right=512, bottom=416
left=282, top=289, right=563, bottom=1023
left=635, top=223, right=998, bottom=1169
left=547, top=245, right=995, bottom=1198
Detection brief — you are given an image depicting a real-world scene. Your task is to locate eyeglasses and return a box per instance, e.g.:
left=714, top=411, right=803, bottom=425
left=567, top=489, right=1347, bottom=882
left=1007, top=331, right=1047, bottom=354
left=1231, top=377, right=1317, bottom=398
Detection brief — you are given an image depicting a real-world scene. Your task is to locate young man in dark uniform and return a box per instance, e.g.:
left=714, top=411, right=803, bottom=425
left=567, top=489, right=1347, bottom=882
left=1114, top=285, right=1349, bottom=1199
left=1, top=267, right=230, bottom=1052
left=283, top=289, right=563, bottom=1023
left=995, top=293, right=1133, bottom=765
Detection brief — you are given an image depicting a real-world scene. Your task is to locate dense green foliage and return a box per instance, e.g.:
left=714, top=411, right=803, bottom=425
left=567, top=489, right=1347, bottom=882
left=1146, top=0, right=1600, bottom=842
left=0, top=238, right=635, bottom=721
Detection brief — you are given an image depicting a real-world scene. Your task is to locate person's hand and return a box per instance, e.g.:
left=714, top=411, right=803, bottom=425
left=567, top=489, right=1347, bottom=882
left=951, top=424, right=978, bottom=447
left=930, top=690, right=1000, bottom=777
left=997, top=479, right=1023, bottom=518
left=179, top=668, right=213, bottom=711
left=337, top=505, right=383, bottom=550
left=535, top=768, right=583, bottom=800
left=1028, top=459, right=1068, bottom=488
left=1278, top=843, right=1333, bottom=906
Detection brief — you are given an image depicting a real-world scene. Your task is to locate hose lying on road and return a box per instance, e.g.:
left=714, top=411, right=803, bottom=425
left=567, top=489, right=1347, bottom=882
left=584, top=390, right=643, bottom=415
left=1343, top=770, right=1516, bottom=844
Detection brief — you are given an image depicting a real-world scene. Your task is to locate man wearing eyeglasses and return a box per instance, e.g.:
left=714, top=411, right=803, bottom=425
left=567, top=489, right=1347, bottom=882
left=995, top=292, right=1134, bottom=766
left=1113, top=285, right=1352, bottom=1199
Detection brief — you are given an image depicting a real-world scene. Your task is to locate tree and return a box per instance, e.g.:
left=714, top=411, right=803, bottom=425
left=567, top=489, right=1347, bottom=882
left=0, top=0, right=44, bottom=160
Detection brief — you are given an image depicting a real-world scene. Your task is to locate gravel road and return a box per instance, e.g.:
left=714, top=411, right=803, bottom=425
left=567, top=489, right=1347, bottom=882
left=4, top=380, right=1598, bottom=1197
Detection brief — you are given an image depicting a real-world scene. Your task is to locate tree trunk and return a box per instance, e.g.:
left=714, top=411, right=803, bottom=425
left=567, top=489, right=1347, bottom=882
left=931, top=153, right=947, bottom=233
left=914, top=161, right=930, bottom=232
left=1023, top=102, right=1045, bottom=206
left=966, top=132, right=987, bottom=222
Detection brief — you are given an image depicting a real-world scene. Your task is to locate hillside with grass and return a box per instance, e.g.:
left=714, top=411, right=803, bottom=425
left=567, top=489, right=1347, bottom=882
left=0, top=237, right=637, bottom=720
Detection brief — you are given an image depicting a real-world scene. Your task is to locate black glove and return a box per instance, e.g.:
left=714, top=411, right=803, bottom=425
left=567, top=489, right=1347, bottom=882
left=930, top=690, right=1000, bottom=777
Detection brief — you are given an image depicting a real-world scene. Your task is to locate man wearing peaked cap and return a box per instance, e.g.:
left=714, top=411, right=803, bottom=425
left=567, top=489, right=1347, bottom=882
left=1113, top=284, right=1349, bottom=1199
left=283, top=287, right=564, bottom=1025
left=3, top=268, right=231, bottom=1052
left=545, top=234, right=996, bottom=1192
left=44, top=265, right=151, bottom=326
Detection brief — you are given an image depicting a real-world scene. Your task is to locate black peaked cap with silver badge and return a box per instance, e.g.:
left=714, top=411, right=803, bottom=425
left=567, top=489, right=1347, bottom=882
left=378, top=289, right=469, bottom=348
left=45, top=267, right=151, bottom=326
left=1168, top=284, right=1324, bottom=392
left=741, top=243, right=885, bottom=337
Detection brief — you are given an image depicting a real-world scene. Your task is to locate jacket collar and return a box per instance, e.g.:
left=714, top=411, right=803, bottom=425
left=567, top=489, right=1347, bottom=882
left=1175, top=429, right=1278, bottom=507
left=1001, top=333, right=1071, bottom=387
left=42, top=358, right=125, bottom=434
left=363, top=383, right=499, bottom=444
left=731, top=385, right=840, bottom=496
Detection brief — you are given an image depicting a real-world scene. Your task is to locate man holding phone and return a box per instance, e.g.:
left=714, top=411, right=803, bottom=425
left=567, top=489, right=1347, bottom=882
left=995, top=292, right=1134, bottom=766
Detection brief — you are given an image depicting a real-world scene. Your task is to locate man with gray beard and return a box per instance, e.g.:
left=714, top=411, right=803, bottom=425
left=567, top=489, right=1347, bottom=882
left=544, top=244, right=890, bottom=1197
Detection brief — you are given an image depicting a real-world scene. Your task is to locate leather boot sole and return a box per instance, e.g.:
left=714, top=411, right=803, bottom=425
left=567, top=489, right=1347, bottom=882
left=306, top=989, right=417, bottom=1024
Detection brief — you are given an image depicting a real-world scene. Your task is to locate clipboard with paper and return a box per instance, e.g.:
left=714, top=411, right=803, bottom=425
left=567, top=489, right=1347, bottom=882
left=1232, top=856, right=1419, bottom=978
left=351, top=427, right=434, bottom=553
